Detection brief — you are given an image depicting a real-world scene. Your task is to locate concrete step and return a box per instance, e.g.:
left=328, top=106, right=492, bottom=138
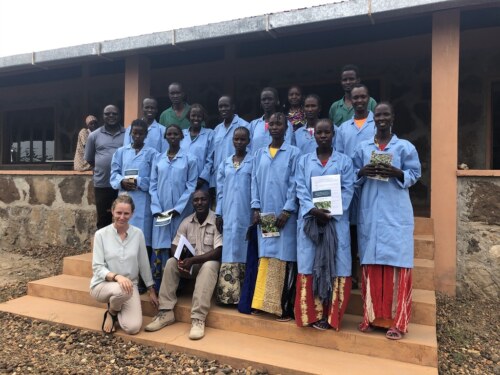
left=414, top=234, right=435, bottom=260
left=29, top=274, right=436, bottom=326
left=62, top=253, right=93, bottom=278
left=413, top=259, right=435, bottom=291
left=414, top=217, right=434, bottom=236
left=64, top=251, right=436, bottom=289
left=347, top=289, right=436, bottom=326
left=0, top=296, right=437, bottom=375
left=27, top=275, right=437, bottom=367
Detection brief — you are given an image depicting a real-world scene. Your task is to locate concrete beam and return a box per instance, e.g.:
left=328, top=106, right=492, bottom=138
left=430, top=9, right=460, bottom=295
left=1, top=0, right=496, bottom=72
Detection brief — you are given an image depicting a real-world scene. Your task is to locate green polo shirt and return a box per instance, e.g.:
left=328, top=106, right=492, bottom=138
left=328, top=96, right=377, bottom=127
left=159, top=104, right=191, bottom=129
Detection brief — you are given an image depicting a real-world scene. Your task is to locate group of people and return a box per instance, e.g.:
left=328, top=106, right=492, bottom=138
left=83, top=64, right=421, bottom=342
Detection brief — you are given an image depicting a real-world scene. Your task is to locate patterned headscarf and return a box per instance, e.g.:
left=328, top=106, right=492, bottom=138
left=85, top=115, right=97, bottom=126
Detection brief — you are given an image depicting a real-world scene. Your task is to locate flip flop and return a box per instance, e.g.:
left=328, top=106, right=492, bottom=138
left=386, top=327, right=404, bottom=340
left=276, top=316, right=292, bottom=322
left=312, top=319, right=330, bottom=331
left=102, top=305, right=118, bottom=334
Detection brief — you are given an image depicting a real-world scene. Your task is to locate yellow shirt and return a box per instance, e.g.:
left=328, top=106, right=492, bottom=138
left=269, top=147, right=279, bottom=158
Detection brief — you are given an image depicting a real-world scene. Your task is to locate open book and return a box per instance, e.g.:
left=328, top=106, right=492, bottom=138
left=174, top=234, right=196, bottom=274
left=155, top=209, right=174, bottom=227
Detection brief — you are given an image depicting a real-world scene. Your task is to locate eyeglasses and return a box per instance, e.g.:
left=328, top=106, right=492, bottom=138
left=104, top=112, right=119, bottom=116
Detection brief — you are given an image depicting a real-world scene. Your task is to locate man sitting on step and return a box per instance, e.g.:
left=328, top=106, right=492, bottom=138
left=145, top=188, right=222, bottom=340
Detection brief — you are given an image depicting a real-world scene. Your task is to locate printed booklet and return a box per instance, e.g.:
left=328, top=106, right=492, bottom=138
left=369, top=151, right=393, bottom=182
left=124, top=168, right=139, bottom=180
left=311, top=174, right=342, bottom=216
left=174, top=234, right=195, bottom=274
left=260, top=212, right=280, bottom=238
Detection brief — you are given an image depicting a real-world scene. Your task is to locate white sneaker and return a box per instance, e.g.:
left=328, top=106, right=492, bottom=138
left=144, top=310, right=175, bottom=332
left=189, top=318, right=205, bottom=340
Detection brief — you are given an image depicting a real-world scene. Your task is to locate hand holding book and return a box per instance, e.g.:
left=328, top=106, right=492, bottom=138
left=260, top=212, right=280, bottom=238
left=174, top=235, right=196, bottom=274
left=359, top=152, right=403, bottom=182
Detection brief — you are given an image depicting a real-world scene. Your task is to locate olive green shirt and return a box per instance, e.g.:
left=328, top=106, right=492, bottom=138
left=328, top=96, right=377, bottom=127
left=159, top=104, right=191, bottom=130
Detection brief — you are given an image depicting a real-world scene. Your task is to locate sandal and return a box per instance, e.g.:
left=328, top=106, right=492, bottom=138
left=250, top=309, right=262, bottom=316
left=386, top=327, right=404, bottom=340
left=312, top=319, right=330, bottom=331
left=102, top=305, right=118, bottom=334
left=276, top=315, right=292, bottom=322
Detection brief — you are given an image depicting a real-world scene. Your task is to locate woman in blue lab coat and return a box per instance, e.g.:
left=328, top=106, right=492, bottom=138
left=295, top=118, right=355, bottom=331
left=250, top=112, right=300, bottom=321
left=249, top=87, right=293, bottom=154
left=111, top=119, right=158, bottom=249
left=149, top=124, right=198, bottom=291
left=180, top=103, right=214, bottom=189
left=293, top=94, right=322, bottom=155
left=215, top=126, right=253, bottom=305
left=353, top=102, right=421, bottom=340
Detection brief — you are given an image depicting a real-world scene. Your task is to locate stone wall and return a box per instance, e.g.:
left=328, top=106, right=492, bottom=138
left=457, top=177, right=500, bottom=298
left=0, top=174, right=95, bottom=250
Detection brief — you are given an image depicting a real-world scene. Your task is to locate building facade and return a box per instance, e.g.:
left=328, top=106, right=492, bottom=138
left=0, top=0, right=499, bottom=297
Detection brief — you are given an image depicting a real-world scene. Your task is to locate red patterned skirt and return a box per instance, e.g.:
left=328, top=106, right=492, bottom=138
left=294, top=274, right=352, bottom=330
left=359, top=265, right=412, bottom=333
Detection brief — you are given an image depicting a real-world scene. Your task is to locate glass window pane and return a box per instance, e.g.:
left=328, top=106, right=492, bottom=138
left=4, top=107, right=54, bottom=163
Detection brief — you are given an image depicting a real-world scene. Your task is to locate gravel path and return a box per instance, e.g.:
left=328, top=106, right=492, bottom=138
left=0, top=245, right=498, bottom=374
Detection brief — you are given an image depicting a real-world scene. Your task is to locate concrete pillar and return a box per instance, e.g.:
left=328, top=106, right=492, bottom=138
left=431, top=10, right=460, bottom=295
left=124, top=56, right=150, bottom=127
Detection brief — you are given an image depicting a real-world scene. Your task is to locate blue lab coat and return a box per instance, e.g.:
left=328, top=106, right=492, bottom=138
left=210, top=115, right=250, bottom=187
left=149, top=150, right=198, bottom=249
left=110, top=145, right=158, bottom=247
left=353, top=135, right=421, bottom=268
left=295, top=151, right=355, bottom=276
left=249, top=116, right=293, bottom=154
left=216, top=153, right=254, bottom=263
left=334, top=111, right=376, bottom=224
left=293, top=126, right=317, bottom=155
left=251, top=143, right=301, bottom=261
left=180, top=127, right=214, bottom=183
left=334, top=111, right=376, bottom=158
left=123, top=120, right=168, bottom=153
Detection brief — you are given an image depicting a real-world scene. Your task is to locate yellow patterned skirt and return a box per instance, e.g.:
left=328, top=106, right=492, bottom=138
left=251, top=257, right=287, bottom=316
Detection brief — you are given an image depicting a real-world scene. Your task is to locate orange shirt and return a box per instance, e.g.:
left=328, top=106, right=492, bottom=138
left=354, top=118, right=367, bottom=129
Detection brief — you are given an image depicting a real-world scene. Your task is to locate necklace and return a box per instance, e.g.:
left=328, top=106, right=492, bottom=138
left=167, top=150, right=178, bottom=159
left=233, top=155, right=244, bottom=170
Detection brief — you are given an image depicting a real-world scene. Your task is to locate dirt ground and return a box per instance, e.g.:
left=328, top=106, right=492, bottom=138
left=0, top=246, right=498, bottom=374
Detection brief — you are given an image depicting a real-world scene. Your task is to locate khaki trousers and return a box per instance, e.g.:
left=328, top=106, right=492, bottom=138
left=90, top=282, right=142, bottom=334
left=158, top=257, right=220, bottom=321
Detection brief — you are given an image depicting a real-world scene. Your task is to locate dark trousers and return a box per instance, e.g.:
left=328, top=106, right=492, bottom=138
left=94, top=187, right=118, bottom=230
